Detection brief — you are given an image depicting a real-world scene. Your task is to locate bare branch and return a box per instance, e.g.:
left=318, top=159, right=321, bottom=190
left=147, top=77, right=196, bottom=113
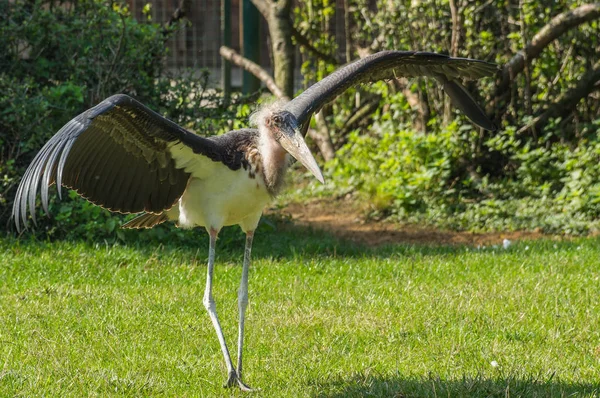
left=518, top=60, right=600, bottom=135
left=449, top=0, right=460, bottom=57
left=307, top=111, right=336, bottom=161
left=497, top=3, right=600, bottom=95
left=339, top=97, right=381, bottom=137
left=164, top=0, right=191, bottom=32
left=219, top=46, right=287, bottom=99
left=291, top=25, right=339, bottom=65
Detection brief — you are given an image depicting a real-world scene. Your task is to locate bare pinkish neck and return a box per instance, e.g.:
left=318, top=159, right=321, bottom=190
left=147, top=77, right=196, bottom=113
left=258, top=122, right=290, bottom=195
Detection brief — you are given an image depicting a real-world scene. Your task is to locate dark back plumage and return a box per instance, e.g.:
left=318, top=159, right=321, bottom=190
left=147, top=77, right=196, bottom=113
left=208, top=129, right=260, bottom=172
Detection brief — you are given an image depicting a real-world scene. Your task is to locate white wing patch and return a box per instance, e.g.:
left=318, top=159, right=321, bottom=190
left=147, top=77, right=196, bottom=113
left=168, top=142, right=217, bottom=179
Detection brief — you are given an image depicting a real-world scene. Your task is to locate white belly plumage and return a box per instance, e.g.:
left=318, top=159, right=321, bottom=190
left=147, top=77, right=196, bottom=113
left=168, top=141, right=272, bottom=233
left=177, top=168, right=271, bottom=233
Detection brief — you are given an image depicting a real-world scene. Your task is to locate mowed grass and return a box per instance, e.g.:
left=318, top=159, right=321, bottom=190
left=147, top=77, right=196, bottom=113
left=1, top=224, right=600, bottom=397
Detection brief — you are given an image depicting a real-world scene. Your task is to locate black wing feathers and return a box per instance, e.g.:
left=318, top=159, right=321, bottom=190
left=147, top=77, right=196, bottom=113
left=12, top=94, right=219, bottom=231
left=121, top=212, right=169, bottom=229
left=441, top=80, right=495, bottom=131
left=284, top=51, right=498, bottom=130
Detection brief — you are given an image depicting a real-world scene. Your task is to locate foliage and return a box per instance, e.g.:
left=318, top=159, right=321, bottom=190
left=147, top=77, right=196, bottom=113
left=321, top=117, right=600, bottom=234
left=0, top=0, right=246, bottom=239
left=331, top=121, right=463, bottom=216
left=294, top=0, right=338, bottom=85
left=0, top=0, right=159, bottom=231
left=288, top=0, right=600, bottom=234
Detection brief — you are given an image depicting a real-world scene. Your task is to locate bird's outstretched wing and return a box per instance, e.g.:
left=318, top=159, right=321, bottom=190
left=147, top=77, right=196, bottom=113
left=283, top=51, right=498, bottom=130
left=12, top=94, right=219, bottom=231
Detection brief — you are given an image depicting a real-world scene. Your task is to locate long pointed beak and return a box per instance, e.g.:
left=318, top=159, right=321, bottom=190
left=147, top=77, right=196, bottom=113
left=279, top=129, right=325, bottom=183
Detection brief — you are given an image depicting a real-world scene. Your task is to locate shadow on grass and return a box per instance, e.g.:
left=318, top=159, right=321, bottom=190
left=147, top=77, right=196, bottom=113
left=310, top=373, right=600, bottom=397
left=6, top=213, right=596, bottom=264
left=117, top=216, right=598, bottom=260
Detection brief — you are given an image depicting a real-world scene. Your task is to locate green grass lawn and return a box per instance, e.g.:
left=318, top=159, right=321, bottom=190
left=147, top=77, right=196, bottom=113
left=1, top=223, right=599, bottom=397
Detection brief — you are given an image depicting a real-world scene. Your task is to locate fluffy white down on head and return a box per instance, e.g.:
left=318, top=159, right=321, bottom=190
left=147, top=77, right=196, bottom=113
left=248, top=99, right=288, bottom=128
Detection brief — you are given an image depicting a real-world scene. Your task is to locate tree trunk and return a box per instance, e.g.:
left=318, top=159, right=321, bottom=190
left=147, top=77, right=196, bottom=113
left=268, top=15, right=294, bottom=98
left=251, top=0, right=295, bottom=99
left=308, top=111, right=336, bottom=161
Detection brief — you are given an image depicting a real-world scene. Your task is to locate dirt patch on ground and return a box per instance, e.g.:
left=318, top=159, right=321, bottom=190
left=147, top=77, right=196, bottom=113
left=276, top=199, right=546, bottom=247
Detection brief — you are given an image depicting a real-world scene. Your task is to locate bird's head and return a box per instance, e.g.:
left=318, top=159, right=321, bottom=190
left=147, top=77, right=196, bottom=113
left=262, top=110, right=324, bottom=184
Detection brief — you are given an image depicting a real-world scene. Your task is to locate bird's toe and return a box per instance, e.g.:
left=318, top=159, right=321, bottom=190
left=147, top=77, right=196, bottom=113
left=224, top=371, right=256, bottom=392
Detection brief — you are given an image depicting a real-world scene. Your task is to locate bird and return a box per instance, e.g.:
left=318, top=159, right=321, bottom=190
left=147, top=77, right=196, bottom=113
left=12, top=50, right=497, bottom=391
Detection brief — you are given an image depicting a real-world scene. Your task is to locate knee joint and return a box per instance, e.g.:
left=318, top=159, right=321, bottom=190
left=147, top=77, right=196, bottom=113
left=203, top=295, right=215, bottom=311
left=238, top=291, right=249, bottom=308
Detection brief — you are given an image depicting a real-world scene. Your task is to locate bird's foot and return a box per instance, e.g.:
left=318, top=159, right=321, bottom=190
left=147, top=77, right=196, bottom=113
left=224, top=370, right=256, bottom=392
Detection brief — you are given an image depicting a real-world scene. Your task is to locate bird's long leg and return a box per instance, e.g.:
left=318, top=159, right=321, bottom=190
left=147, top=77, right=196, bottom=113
left=202, top=228, right=250, bottom=391
left=236, top=230, right=254, bottom=383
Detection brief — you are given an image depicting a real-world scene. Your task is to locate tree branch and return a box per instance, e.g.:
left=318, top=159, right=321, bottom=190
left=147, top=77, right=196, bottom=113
left=496, top=3, right=600, bottom=97
left=275, top=0, right=292, bottom=14
left=449, top=0, right=460, bottom=57
left=309, top=111, right=336, bottom=161
left=518, top=60, right=600, bottom=134
left=163, top=0, right=191, bottom=33
left=219, top=46, right=287, bottom=99
left=339, top=97, right=381, bottom=137
left=291, top=25, right=339, bottom=65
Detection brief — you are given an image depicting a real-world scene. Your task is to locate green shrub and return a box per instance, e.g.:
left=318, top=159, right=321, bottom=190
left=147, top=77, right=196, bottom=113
left=1, top=0, right=164, bottom=232
left=1, top=0, right=245, bottom=240
left=325, top=118, right=600, bottom=234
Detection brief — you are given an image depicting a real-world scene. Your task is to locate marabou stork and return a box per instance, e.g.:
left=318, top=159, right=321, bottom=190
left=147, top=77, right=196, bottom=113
left=13, top=51, right=497, bottom=391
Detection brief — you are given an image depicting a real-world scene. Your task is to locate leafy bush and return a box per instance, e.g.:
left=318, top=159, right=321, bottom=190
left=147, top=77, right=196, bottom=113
left=1, top=0, right=246, bottom=240
left=323, top=116, right=600, bottom=234
left=1, top=0, right=162, bottom=231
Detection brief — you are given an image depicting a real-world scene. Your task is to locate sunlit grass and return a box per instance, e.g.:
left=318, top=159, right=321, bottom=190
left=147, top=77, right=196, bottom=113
left=1, top=226, right=599, bottom=397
